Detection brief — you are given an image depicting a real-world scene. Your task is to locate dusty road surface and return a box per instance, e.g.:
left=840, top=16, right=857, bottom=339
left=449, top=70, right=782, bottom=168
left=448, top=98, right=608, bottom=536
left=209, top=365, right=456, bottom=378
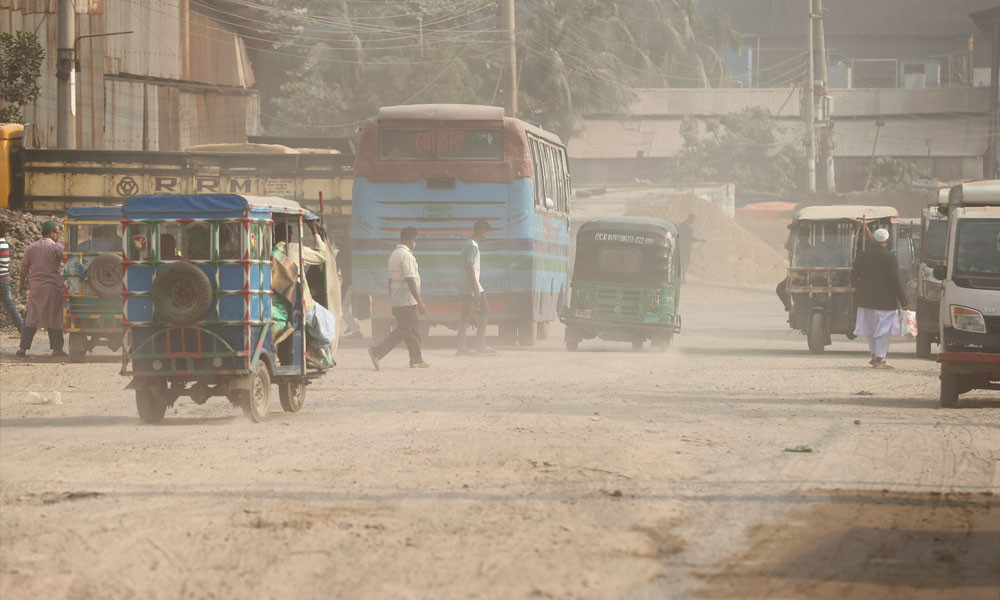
left=1, top=284, right=998, bottom=599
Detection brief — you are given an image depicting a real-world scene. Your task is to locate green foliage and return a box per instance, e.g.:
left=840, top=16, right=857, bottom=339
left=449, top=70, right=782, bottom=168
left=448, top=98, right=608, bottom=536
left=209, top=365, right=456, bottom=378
left=0, top=31, right=45, bottom=124
left=259, top=0, right=740, bottom=141
left=866, top=157, right=925, bottom=191
left=676, top=107, right=804, bottom=194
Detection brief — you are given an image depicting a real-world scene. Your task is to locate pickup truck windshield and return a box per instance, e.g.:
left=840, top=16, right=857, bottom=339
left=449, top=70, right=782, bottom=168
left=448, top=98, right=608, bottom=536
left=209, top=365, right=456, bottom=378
left=954, top=219, right=1000, bottom=276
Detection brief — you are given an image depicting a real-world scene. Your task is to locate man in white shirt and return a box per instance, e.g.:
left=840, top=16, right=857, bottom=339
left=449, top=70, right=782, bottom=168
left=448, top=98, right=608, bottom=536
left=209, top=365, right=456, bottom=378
left=369, top=227, right=429, bottom=369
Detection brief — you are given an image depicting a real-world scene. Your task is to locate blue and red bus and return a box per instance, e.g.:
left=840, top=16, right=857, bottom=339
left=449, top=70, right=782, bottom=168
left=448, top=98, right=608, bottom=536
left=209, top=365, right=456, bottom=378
left=351, top=104, right=570, bottom=345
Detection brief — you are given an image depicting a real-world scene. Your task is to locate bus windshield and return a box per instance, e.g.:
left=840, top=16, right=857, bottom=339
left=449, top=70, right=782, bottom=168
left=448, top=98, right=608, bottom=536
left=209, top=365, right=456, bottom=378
left=379, top=128, right=504, bottom=161
left=924, top=219, right=948, bottom=263
left=954, top=219, right=1000, bottom=276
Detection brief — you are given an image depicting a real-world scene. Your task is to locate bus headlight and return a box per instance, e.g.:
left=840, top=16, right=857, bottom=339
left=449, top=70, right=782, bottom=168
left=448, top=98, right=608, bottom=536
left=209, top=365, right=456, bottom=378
left=921, top=280, right=942, bottom=302
left=951, top=305, right=987, bottom=333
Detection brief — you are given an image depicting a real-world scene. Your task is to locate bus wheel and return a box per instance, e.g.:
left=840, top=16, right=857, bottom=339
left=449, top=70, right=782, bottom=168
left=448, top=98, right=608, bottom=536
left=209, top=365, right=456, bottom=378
left=517, top=320, right=536, bottom=347
left=652, top=334, right=672, bottom=352
left=279, top=380, right=306, bottom=413
left=566, top=340, right=579, bottom=352
left=371, top=319, right=392, bottom=342
left=536, top=322, right=548, bottom=341
left=807, top=312, right=826, bottom=354
left=632, top=339, right=644, bottom=351
left=241, top=361, right=271, bottom=422
left=916, top=331, right=932, bottom=359
left=940, top=368, right=960, bottom=408
left=135, top=380, right=170, bottom=424
left=498, top=323, right=517, bottom=346
left=69, top=332, right=87, bottom=363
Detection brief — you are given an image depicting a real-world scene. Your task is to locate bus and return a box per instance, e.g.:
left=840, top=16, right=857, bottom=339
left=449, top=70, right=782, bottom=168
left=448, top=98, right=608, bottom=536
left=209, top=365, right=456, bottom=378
left=351, top=104, right=571, bottom=346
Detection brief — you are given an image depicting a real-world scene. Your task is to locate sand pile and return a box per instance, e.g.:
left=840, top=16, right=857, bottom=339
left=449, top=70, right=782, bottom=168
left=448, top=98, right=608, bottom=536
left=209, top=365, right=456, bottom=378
left=627, top=196, right=787, bottom=287
left=738, top=217, right=792, bottom=255
left=0, top=209, right=57, bottom=331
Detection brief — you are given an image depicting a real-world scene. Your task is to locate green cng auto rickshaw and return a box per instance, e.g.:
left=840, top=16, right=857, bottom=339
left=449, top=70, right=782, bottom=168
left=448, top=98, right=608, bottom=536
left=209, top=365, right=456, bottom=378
left=561, top=217, right=681, bottom=351
left=63, top=205, right=124, bottom=362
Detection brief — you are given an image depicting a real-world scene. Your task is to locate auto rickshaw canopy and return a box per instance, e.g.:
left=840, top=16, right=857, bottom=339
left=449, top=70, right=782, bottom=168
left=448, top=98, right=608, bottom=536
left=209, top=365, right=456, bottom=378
left=573, top=217, right=676, bottom=286
left=122, top=194, right=319, bottom=220
left=792, top=205, right=898, bottom=223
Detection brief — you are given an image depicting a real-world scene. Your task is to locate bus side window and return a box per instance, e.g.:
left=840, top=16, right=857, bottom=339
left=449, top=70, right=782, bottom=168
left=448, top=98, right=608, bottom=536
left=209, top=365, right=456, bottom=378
left=529, top=139, right=543, bottom=208
left=553, top=147, right=566, bottom=213
left=542, top=145, right=556, bottom=210
left=558, top=148, right=570, bottom=213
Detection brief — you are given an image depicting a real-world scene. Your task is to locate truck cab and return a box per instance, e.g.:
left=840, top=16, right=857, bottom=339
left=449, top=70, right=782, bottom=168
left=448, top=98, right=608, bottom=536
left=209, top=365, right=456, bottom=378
left=915, top=190, right=949, bottom=357
left=935, top=180, right=1000, bottom=407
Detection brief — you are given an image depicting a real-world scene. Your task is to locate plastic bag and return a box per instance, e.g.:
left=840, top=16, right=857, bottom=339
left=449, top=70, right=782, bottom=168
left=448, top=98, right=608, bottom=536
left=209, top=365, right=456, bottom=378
left=900, top=309, right=918, bottom=339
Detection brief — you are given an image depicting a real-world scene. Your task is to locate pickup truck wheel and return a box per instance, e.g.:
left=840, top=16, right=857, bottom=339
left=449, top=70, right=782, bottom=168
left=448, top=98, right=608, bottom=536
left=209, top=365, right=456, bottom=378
left=940, top=369, right=960, bottom=408
left=279, top=380, right=305, bottom=413
left=916, top=331, right=932, bottom=359
left=241, top=361, right=271, bottom=422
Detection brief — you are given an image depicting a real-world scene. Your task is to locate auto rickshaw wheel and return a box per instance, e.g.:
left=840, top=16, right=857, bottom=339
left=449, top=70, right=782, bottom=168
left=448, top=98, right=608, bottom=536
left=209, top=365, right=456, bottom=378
left=807, top=312, right=826, bottom=354
left=940, top=368, right=960, bottom=408
left=135, top=380, right=170, bottom=424
left=151, top=262, right=213, bottom=325
left=86, top=252, right=124, bottom=298
left=916, top=331, right=932, bottom=359
left=279, top=380, right=306, bottom=413
left=69, top=332, right=87, bottom=363
left=240, top=361, right=271, bottom=422
left=517, top=320, right=536, bottom=346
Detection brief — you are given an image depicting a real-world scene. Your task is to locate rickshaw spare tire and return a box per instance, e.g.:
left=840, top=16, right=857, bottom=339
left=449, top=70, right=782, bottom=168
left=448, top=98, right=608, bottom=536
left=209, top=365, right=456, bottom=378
left=152, top=262, right=213, bottom=325
left=86, top=252, right=124, bottom=298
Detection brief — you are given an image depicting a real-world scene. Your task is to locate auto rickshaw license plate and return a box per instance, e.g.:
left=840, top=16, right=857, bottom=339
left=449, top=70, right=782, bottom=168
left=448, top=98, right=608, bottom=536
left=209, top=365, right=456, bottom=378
left=575, top=309, right=592, bottom=318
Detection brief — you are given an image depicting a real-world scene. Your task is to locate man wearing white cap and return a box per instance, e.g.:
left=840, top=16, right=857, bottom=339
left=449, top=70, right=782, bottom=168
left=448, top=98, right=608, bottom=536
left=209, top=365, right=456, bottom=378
left=851, top=228, right=911, bottom=368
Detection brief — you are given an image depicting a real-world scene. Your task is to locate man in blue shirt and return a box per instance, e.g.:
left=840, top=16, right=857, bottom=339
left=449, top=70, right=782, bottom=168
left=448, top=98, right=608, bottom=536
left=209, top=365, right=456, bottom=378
left=456, top=219, right=496, bottom=355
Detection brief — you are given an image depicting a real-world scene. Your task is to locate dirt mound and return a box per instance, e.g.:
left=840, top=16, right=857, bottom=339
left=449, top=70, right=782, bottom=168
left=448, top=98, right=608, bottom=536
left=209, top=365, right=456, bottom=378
left=738, top=217, right=792, bottom=255
left=0, top=209, right=58, bottom=331
left=627, top=196, right=787, bottom=287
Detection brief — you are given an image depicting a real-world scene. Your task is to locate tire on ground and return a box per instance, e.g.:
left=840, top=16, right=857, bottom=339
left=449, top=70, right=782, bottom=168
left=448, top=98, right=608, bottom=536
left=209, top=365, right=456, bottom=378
left=152, top=262, right=213, bottom=325
left=86, top=252, right=124, bottom=298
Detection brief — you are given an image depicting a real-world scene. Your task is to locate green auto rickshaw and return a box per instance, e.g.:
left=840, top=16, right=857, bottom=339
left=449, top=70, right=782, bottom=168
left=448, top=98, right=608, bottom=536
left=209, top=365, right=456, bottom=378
left=561, top=217, right=682, bottom=351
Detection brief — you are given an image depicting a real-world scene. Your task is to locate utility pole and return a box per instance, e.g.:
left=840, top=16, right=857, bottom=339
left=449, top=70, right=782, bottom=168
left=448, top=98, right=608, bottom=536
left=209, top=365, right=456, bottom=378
left=805, top=1, right=816, bottom=194
left=501, top=0, right=518, bottom=117
left=57, top=0, right=76, bottom=148
left=987, top=17, right=999, bottom=179
left=814, top=0, right=836, bottom=192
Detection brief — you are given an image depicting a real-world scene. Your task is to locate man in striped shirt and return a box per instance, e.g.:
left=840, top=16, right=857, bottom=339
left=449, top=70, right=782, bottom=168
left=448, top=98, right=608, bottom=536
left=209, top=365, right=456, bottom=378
left=0, top=222, right=25, bottom=335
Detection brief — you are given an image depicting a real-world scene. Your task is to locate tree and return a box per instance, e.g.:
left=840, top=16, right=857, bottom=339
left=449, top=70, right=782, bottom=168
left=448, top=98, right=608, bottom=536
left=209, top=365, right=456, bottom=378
left=676, top=107, right=804, bottom=194
left=0, top=31, right=45, bottom=123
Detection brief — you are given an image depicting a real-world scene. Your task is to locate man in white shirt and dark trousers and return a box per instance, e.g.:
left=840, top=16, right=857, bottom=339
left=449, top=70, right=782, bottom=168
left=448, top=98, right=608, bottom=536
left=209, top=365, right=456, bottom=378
left=457, top=219, right=496, bottom=355
left=369, top=227, right=430, bottom=369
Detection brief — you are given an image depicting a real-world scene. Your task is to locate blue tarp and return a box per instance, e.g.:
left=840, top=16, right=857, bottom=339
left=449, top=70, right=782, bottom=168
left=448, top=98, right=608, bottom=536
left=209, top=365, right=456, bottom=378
left=66, top=205, right=122, bottom=220
left=123, top=194, right=317, bottom=220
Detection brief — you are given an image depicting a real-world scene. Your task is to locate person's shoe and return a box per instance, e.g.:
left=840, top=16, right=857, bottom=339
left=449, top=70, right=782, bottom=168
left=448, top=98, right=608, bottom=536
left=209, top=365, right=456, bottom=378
left=410, top=362, right=431, bottom=368
left=52, top=350, right=68, bottom=358
left=474, top=346, right=498, bottom=355
left=15, top=349, right=26, bottom=357
left=346, top=331, right=364, bottom=340
left=367, top=347, right=380, bottom=371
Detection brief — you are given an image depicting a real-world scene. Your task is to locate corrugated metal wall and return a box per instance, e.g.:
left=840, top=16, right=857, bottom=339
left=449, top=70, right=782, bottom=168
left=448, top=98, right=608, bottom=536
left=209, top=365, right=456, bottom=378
left=2, top=0, right=259, bottom=151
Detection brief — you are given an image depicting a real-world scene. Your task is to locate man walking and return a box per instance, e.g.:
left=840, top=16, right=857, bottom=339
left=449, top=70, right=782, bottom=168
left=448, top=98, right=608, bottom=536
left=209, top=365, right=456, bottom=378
left=851, top=228, right=910, bottom=368
left=676, top=214, right=703, bottom=282
left=368, top=227, right=429, bottom=369
left=17, top=220, right=66, bottom=357
left=457, top=219, right=496, bottom=355
left=0, top=222, right=25, bottom=335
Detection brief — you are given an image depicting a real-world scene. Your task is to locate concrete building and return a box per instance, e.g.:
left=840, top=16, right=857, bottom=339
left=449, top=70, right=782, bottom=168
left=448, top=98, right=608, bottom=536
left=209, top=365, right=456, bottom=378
left=2, top=0, right=263, bottom=150
left=703, top=0, right=998, bottom=88
left=569, top=87, right=991, bottom=190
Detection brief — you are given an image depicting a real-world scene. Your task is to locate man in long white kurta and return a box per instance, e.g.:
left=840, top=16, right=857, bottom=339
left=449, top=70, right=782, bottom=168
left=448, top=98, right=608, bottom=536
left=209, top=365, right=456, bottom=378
left=17, top=220, right=67, bottom=357
left=851, top=228, right=911, bottom=368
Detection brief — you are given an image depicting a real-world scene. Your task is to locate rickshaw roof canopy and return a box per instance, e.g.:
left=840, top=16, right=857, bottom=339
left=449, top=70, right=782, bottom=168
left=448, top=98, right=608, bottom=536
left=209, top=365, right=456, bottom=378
left=793, top=205, right=898, bottom=222
left=66, top=205, right=122, bottom=220
left=577, top=217, right=677, bottom=239
left=122, top=194, right=318, bottom=219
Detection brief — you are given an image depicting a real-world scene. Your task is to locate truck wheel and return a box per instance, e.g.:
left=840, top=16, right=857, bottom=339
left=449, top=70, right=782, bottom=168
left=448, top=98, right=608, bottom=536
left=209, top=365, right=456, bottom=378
left=517, top=320, right=536, bottom=347
left=86, top=252, right=124, bottom=298
left=916, top=331, right=932, bottom=359
left=69, top=332, right=87, bottom=363
left=135, top=380, right=170, bottom=423
left=652, top=333, right=672, bottom=352
left=940, top=368, right=960, bottom=408
left=241, top=361, right=271, bottom=422
left=152, top=262, right=212, bottom=325
left=498, top=323, right=517, bottom=346
left=279, top=381, right=306, bottom=413
left=807, top=312, right=826, bottom=354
